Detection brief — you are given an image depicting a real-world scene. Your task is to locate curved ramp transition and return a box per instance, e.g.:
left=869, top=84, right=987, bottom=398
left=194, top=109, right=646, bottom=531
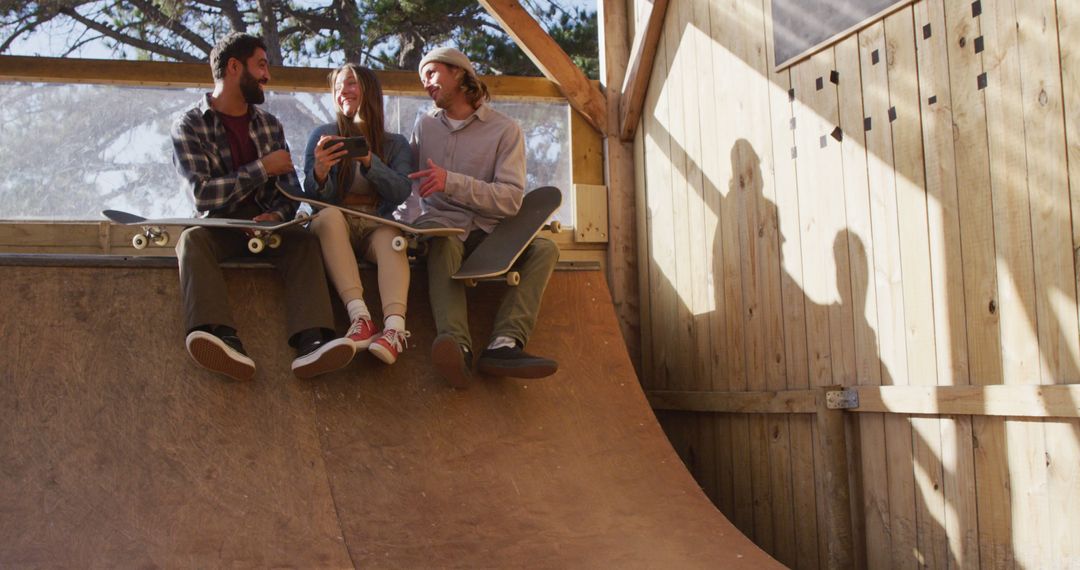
left=0, top=264, right=779, bottom=568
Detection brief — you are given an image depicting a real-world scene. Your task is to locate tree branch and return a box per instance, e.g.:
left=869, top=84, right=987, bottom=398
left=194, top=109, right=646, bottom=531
left=126, top=0, right=214, bottom=55
left=255, top=0, right=283, bottom=64
left=58, top=6, right=202, bottom=62
left=201, top=0, right=249, bottom=33
left=0, top=17, right=43, bottom=53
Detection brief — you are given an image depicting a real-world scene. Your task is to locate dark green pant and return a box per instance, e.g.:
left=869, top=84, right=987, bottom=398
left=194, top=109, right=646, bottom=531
left=176, top=224, right=334, bottom=345
left=426, top=231, right=559, bottom=351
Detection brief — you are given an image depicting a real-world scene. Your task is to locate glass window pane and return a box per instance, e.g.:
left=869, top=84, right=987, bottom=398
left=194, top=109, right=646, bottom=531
left=0, top=82, right=573, bottom=226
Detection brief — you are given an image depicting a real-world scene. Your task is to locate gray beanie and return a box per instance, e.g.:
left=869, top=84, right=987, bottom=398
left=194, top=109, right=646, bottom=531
left=418, top=47, right=479, bottom=80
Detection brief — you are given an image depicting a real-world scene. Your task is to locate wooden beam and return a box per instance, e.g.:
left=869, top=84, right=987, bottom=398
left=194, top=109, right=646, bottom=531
left=851, top=385, right=1080, bottom=418
left=646, top=385, right=1080, bottom=418
left=618, top=0, right=669, bottom=141
left=599, top=0, right=641, bottom=372
left=815, top=386, right=855, bottom=569
left=477, top=0, right=608, bottom=132
left=647, top=389, right=818, bottom=414
left=0, top=55, right=563, bottom=99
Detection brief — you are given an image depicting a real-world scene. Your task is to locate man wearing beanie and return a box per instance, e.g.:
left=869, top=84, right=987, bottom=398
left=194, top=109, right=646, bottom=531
left=405, top=47, right=560, bottom=389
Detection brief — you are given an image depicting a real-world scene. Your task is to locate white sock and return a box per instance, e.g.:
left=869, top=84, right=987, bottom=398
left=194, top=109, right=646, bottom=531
left=384, top=314, right=406, bottom=331
left=487, top=336, right=517, bottom=350
left=346, top=299, right=370, bottom=322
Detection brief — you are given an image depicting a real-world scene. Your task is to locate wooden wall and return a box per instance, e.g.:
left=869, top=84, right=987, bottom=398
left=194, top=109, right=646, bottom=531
left=634, top=0, right=1080, bottom=567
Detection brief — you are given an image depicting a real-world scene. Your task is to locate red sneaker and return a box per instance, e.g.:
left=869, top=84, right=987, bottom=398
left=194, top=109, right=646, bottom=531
left=369, top=329, right=410, bottom=365
left=346, top=316, right=378, bottom=349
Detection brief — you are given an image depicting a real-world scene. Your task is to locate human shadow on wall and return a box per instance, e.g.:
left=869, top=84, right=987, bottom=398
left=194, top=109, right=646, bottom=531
left=681, top=138, right=967, bottom=567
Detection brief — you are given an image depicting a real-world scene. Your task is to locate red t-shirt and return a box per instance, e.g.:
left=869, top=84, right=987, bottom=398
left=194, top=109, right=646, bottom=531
left=217, top=110, right=258, bottom=171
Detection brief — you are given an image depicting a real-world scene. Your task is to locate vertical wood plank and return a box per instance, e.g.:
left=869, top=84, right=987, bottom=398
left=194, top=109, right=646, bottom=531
left=701, top=0, right=755, bottom=537
left=939, top=0, right=1014, bottom=565
left=633, top=120, right=652, bottom=386
left=643, top=11, right=675, bottom=395
left=1063, top=0, right=1080, bottom=303
left=599, top=0, right=642, bottom=372
left=760, top=0, right=818, bottom=564
left=675, top=0, right=720, bottom=514
left=858, top=20, right=920, bottom=568
left=1052, top=3, right=1080, bottom=567
left=835, top=30, right=892, bottom=570
left=1011, top=0, right=1080, bottom=567
left=700, top=0, right=737, bottom=521
left=883, top=9, right=953, bottom=568
left=980, top=0, right=1051, bottom=567
left=912, top=1, right=981, bottom=566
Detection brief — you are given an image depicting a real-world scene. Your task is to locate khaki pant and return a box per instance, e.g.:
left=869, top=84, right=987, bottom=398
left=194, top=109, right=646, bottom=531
left=176, top=224, right=334, bottom=345
left=309, top=207, right=409, bottom=318
left=426, top=231, right=559, bottom=351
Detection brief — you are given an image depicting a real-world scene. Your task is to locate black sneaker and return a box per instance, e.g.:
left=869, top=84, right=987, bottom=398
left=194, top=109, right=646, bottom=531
left=291, top=334, right=355, bottom=379
left=477, top=345, right=558, bottom=379
left=431, top=333, right=472, bottom=389
left=186, top=329, right=255, bottom=381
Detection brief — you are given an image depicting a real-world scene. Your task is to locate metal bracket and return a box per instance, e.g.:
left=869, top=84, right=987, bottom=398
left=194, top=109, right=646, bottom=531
left=825, top=388, right=859, bottom=410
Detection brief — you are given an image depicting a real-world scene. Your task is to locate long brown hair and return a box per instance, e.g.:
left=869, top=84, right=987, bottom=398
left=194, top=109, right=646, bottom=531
left=329, top=63, right=387, bottom=200
left=454, top=65, right=490, bottom=108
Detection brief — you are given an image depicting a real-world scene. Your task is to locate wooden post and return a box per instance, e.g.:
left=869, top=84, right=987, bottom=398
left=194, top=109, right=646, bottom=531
left=816, top=386, right=855, bottom=569
left=598, top=0, right=641, bottom=371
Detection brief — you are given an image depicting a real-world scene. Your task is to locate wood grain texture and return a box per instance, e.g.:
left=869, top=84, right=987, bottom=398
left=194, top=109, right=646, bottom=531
left=478, top=0, right=607, bottom=131
left=0, top=266, right=780, bottom=567
left=0, top=55, right=562, bottom=99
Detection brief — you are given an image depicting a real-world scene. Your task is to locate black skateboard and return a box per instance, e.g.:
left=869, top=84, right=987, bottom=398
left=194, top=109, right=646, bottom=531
left=453, top=186, right=563, bottom=286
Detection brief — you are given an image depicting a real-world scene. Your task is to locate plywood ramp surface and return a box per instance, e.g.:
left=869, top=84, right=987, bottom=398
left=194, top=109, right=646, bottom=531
left=0, top=265, right=777, bottom=568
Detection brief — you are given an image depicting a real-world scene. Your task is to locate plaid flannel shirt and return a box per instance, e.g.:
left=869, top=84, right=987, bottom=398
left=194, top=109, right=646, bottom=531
left=171, top=94, right=299, bottom=220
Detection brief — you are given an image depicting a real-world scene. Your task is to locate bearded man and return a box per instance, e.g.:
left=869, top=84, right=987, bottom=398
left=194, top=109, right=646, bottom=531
left=170, top=32, right=353, bottom=381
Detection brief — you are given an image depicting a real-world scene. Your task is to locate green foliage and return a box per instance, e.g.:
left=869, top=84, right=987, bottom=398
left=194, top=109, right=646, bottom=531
left=0, top=0, right=599, bottom=78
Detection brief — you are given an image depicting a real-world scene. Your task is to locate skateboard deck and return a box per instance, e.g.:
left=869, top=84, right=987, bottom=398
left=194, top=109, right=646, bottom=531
left=276, top=187, right=465, bottom=251
left=453, top=186, right=562, bottom=285
left=102, top=209, right=315, bottom=254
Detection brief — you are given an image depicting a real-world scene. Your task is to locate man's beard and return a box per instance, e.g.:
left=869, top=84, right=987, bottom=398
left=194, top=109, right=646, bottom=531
left=240, top=68, right=265, bottom=104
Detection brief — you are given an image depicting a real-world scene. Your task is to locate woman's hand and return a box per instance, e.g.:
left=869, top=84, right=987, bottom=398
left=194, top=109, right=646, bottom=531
left=314, top=135, right=348, bottom=183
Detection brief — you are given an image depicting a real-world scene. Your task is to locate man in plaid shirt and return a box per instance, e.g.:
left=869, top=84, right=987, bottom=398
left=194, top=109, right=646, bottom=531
left=172, top=32, right=354, bottom=381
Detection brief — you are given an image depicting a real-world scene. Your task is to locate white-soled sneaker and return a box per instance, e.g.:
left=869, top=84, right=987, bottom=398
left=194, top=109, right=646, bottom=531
left=186, top=330, right=256, bottom=381
left=368, top=329, right=410, bottom=365
left=291, top=337, right=355, bottom=379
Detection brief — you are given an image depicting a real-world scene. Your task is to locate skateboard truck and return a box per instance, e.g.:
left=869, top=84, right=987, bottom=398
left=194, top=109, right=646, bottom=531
left=131, top=226, right=170, bottom=250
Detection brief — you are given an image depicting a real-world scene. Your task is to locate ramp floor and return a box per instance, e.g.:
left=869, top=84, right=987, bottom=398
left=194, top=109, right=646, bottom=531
left=0, top=265, right=779, bottom=568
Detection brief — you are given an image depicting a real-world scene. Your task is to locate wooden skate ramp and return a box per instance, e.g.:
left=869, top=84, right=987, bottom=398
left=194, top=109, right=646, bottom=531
left=0, top=264, right=778, bottom=568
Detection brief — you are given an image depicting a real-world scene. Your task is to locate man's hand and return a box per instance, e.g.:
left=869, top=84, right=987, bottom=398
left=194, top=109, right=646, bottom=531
left=261, top=149, right=295, bottom=176
left=314, top=135, right=348, bottom=182
left=408, top=158, right=448, bottom=198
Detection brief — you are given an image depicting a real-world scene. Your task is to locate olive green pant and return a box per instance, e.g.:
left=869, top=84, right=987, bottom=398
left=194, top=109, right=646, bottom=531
left=426, top=231, right=559, bottom=352
left=176, top=224, right=335, bottom=345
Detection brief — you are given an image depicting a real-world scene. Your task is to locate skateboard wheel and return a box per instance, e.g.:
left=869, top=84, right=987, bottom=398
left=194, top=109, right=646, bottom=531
left=152, top=231, right=170, bottom=247
left=268, top=234, right=282, bottom=249
left=248, top=237, right=265, bottom=254
left=548, top=221, right=562, bottom=234
left=506, top=272, right=521, bottom=286
left=132, top=234, right=148, bottom=250
left=391, top=235, right=407, bottom=252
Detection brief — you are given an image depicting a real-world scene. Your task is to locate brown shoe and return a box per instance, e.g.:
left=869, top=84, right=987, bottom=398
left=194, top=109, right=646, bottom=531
left=431, top=333, right=472, bottom=389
